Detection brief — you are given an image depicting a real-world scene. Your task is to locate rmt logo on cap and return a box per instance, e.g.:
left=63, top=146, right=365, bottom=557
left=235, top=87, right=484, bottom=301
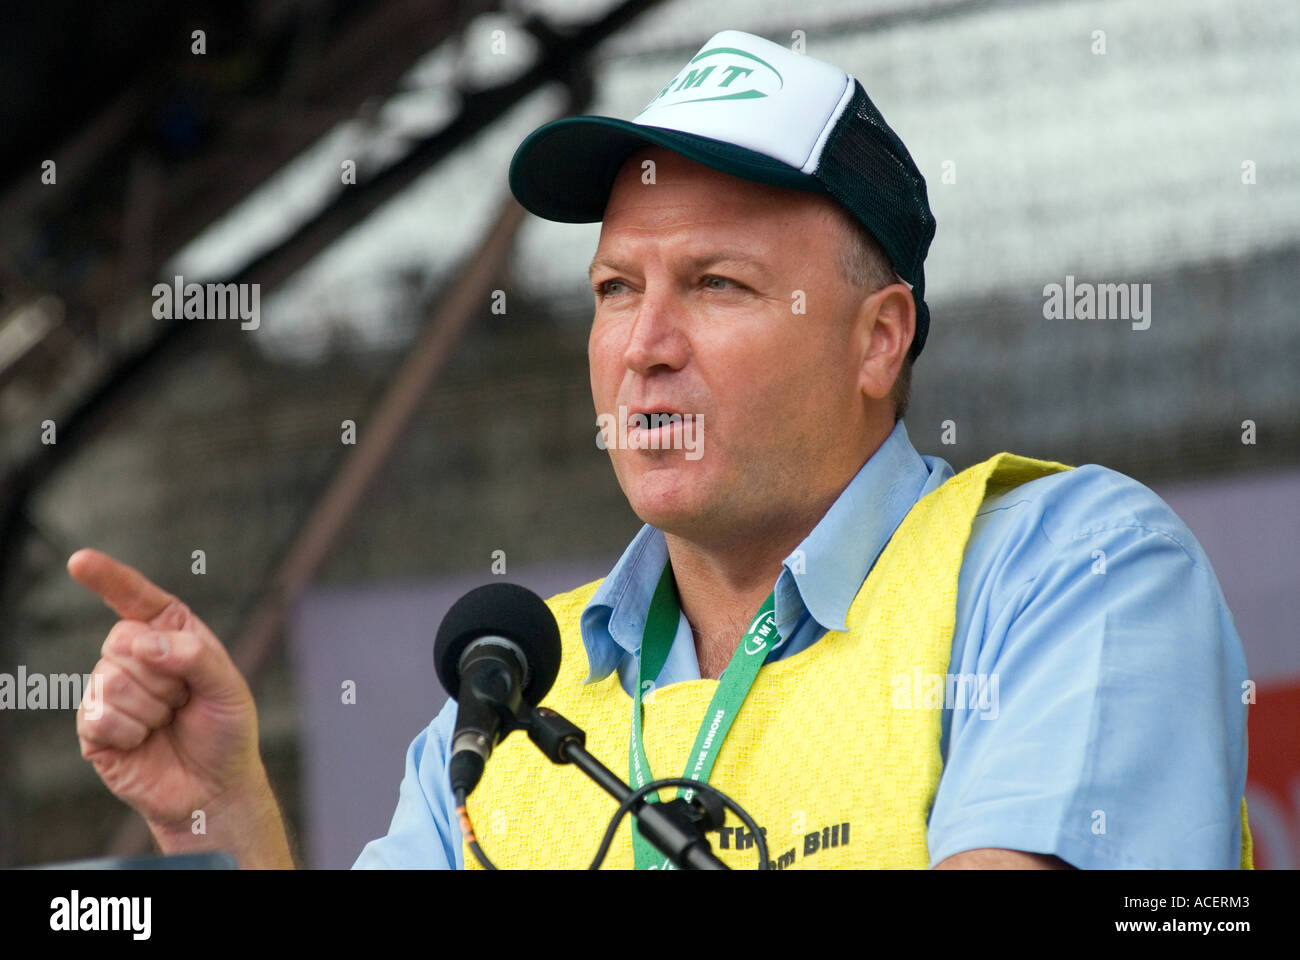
left=644, top=45, right=785, bottom=109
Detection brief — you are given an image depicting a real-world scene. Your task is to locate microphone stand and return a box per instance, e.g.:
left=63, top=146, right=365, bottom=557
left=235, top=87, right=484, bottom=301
left=518, top=706, right=730, bottom=870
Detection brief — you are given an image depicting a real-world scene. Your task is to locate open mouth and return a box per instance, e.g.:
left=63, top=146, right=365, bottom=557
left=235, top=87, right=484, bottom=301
left=603, top=404, right=703, bottom=459
left=630, top=411, right=684, bottom=429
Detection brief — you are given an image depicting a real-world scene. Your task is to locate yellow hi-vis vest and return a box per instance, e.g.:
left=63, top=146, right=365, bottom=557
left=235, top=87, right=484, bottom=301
left=465, top=452, right=1254, bottom=869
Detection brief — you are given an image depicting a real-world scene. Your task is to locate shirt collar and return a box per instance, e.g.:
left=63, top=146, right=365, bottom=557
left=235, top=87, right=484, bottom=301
left=579, top=419, right=946, bottom=683
left=777, top=419, right=938, bottom=634
left=579, top=523, right=669, bottom=683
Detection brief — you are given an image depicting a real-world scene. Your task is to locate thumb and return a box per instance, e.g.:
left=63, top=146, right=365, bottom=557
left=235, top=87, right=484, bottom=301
left=133, top=630, right=249, bottom=705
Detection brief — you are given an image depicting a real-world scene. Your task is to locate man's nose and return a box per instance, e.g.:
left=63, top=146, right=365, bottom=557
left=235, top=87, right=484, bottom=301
left=621, top=284, right=690, bottom=375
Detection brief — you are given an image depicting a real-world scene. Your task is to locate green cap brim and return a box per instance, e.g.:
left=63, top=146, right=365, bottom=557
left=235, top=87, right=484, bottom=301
left=508, top=115, right=827, bottom=223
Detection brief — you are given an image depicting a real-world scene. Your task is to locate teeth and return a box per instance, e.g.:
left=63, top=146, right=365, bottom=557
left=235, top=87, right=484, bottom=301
left=629, top=411, right=683, bottom=426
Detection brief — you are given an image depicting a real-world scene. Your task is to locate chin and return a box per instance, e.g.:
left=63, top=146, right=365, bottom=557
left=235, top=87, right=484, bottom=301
left=620, top=459, right=712, bottom=532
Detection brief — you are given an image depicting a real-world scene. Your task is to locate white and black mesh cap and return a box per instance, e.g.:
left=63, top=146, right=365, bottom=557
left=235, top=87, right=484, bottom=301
left=509, top=29, right=938, bottom=359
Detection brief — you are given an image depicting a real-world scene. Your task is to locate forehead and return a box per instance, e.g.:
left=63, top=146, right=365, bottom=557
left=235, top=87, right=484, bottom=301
left=601, top=146, right=838, bottom=234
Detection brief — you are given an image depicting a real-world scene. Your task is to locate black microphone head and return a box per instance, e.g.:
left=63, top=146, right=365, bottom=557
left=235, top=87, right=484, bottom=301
left=434, top=582, right=562, bottom=707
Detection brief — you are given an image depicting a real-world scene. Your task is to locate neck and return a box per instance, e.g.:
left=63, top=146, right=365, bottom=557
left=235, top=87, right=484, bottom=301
left=661, top=420, right=894, bottom=678
left=663, top=505, right=826, bottom=680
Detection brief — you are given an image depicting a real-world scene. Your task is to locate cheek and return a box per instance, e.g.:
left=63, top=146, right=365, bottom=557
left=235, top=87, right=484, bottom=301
left=588, top=326, right=620, bottom=405
left=700, top=327, right=800, bottom=415
left=715, top=354, right=823, bottom=458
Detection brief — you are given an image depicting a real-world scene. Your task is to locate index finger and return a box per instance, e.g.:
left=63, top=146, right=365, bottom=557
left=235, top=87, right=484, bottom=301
left=67, top=548, right=179, bottom=622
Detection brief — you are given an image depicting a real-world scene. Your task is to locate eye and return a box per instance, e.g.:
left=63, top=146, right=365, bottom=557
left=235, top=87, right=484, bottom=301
left=594, top=278, right=629, bottom=298
left=702, top=275, right=740, bottom=291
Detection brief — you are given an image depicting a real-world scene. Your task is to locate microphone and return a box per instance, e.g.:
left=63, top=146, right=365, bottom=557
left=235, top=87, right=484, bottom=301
left=433, top=583, right=562, bottom=798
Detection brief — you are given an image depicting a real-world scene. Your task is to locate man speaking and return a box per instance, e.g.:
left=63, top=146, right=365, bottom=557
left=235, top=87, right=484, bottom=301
left=69, top=30, right=1252, bottom=870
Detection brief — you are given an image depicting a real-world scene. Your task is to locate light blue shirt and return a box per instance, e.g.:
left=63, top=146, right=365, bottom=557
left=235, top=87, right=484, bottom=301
left=353, top=421, right=1249, bottom=869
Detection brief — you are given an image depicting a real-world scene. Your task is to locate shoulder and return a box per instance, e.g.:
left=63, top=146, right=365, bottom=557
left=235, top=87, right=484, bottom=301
left=973, top=461, right=1214, bottom=571
left=952, top=459, right=1233, bottom=639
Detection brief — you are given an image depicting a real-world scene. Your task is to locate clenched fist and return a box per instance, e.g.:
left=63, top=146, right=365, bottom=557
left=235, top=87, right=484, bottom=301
left=69, top=548, right=293, bottom=868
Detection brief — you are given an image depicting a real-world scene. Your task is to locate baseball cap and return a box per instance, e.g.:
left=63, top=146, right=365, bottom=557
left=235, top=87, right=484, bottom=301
left=508, top=29, right=938, bottom=359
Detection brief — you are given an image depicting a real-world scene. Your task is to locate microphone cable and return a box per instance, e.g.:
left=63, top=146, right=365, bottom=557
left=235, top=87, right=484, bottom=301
left=453, top=779, right=769, bottom=870
left=455, top=789, right=497, bottom=870
left=587, top=777, right=770, bottom=871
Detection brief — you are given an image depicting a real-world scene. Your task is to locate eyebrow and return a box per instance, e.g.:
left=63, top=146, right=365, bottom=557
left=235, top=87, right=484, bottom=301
left=587, top=250, right=770, bottom=281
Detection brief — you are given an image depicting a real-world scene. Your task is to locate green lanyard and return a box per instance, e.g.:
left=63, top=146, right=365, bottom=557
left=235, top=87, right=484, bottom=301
left=629, top=562, right=778, bottom=869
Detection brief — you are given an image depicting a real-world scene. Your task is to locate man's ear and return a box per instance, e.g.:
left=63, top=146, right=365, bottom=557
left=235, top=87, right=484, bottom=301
left=856, top=283, right=916, bottom=401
